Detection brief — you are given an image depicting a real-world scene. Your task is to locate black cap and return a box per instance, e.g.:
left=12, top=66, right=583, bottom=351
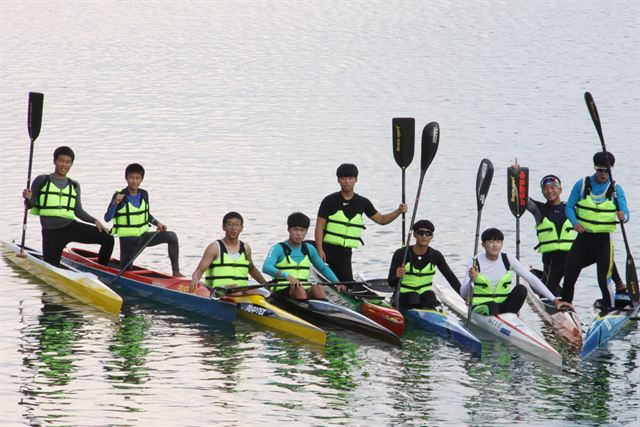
left=593, top=152, right=615, bottom=168
left=481, top=228, right=504, bottom=242
left=287, top=212, right=310, bottom=229
left=412, top=219, right=434, bottom=232
left=336, top=163, right=359, bottom=178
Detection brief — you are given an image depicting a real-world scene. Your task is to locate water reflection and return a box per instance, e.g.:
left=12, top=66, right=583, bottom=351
left=106, top=309, right=151, bottom=385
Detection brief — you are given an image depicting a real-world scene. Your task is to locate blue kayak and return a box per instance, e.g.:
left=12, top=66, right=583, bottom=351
left=581, top=294, right=639, bottom=359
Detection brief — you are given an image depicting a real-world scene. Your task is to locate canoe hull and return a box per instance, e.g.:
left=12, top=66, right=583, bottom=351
left=403, top=308, right=482, bottom=355
left=581, top=296, right=639, bottom=359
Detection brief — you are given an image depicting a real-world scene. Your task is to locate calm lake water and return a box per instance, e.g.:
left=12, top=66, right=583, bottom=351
left=1, top=1, right=639, bottom=425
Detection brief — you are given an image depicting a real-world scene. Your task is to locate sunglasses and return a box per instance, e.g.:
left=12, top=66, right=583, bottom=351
left=415, top=229, right=433, bottom=237
left=540, top=177, right=561, bottom=188
left=594, top=167, right=608, bottom=173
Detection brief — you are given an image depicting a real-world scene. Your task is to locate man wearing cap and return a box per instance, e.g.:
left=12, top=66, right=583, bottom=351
left=387, top=220, right=461, bottom=309
left=560, top=152, right=630, bottom=309
left=314, top=163, right=407, bottom=284
left=263, top=212, right=339, bottom=300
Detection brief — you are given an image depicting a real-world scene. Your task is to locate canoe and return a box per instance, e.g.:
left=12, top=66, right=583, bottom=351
left=581, top=294, right=639, bottom=359
left=527, top=269, right=582, bottom=349
left=358, top=278, right=482, bottom=355
left=227, top=294, right=327, bottom=345
left=1, top=241, right=122, bottom=314
left=269, top=294, right=401, bottom=346
left=433, top=282, right=562, bottom=366
left=311, top=267, right=404, bottom=336
left=61, top=247, right=235, bottom=323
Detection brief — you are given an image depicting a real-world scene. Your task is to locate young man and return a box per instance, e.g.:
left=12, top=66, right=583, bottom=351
left=22, top=146, right=113, bottom=266
left=315, top=163, right=407, bottom=283
left=561, top=152, right=630, bottom=309
left=189, top=212, right=267, bottom=295
left=462, top=228, right=571, bottom=316
left=104, top=163, right=182, bottom=276
left=263, top=212, right=339, bottom=300
left=387, top=220, right=461, bottom=309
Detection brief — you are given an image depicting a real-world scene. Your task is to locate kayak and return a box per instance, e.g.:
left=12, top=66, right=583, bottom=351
left=227, top=294, right=327, bottom=345
left=359, top=278, right=482, bottom=355
left=61, top=247, right=235, bottom=323
left=433, top=282, right=562, bottom=366
left=581, top=294, right=639, bottom=359
left=1, top=241, right=122, bottom=314
left=311, top=267, right=405, bottom=336
left=269, top=294, right=401, bottom=346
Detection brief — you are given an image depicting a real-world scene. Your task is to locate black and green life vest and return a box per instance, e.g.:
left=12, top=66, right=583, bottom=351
left=204, top=240, right=250, bottom=289
left=471, top=254, right=512, bottom=307
left=272, top=242, right=312, bottom=292
left=400, top=251, right=436, bottom=295
left=111, top=190, right=150, bottom=237
left=30, top=175, right=78, bottom=220
left=323, top=210, right=365, bottom=248
left=575, top=176, right=617, bottom=233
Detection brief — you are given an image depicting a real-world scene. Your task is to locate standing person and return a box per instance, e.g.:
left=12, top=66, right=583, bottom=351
left=22, top=146, right=113, bottom=266
left=462, top=228, right=571, bottom=316
left=560, top=152, right=630, bottom=309
left=387, top=220, right=461, bottom=309
left=263, top=212, right=339, bottom=300
left=104, top=163, right=183, bottom=276
left=189, top=211, right=267, bottom=295
left=314, top=163, right=407, bottom=283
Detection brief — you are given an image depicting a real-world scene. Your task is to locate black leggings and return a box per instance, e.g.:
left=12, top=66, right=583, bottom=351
left=42, top=221, right=114, bottom=267
left=399, top=290, right=439, bottom=310
left=477, top=284, right=528, bottom=315
left=120, top=231, right=180, bottom=273
left=323, top=242, right=353, bottom=281
left=560, top=232, right=613, bottom=306
left=541, top=251, right=567, bottom=296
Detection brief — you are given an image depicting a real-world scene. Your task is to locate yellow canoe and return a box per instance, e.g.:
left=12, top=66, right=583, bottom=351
left=2, top=241, right=122, bottom=314
left=229, top=294, right=326, bottom=346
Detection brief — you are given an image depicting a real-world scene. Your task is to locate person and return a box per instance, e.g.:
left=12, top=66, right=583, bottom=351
left=22, top=146, right=113, bottom=266
left=387, top=220, right=461, bottom=309
left=263, top=212, right=339, bottom=300
left=314, top=163, right=407, bottom=282
left=461, top=228, right=571, bottom=316
left=189, top=211, right=267, bottom=295
left=104, top=163, right=183, bottom=276
left=560, top=152, right=630, bottom=309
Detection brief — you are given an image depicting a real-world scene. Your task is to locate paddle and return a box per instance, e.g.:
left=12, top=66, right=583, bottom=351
left=584, top=92, right=639, bottom=304
left=107, top=231, right=160, bottom=286
left=507, top=161, right=529, bottom=285
left=466, top=158, right=494, bottom=327
left=220, top=280, right=371, bottom=294
left=18, top=92, right=44, bottom=257
left=392, top=118, right=415, bottom=244
left=393, top=122, right=440, bottom=309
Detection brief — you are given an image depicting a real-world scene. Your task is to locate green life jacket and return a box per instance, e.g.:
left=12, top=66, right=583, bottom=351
left=111, top=190, right=150, bottom=237
left=471, top=254, right=512, bottom=307
left=204, top=240, right=250, bottom=289
left=400, top=251, right=436, bottom=295
left=30, top=175, right=78, bottom=220
left=323, top=210, right=365, bottom=248
left=272, top=242, right=312, bottom=292
left=575, top=177, right=617, bottom=233
left=534, top=217, right=576, bottom=253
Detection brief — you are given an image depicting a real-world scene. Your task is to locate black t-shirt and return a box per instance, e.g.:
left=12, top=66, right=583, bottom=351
left=387, top=246, right=461, bottom=293
left=317, top=192, right=377, bottom=220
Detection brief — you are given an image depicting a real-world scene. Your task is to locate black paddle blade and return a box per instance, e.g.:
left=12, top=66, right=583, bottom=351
left=507, top=166, right=529, bottom=218
left=392, top=118, right=415, bottom=169
left=476, top=158, right=494, bottom=211
left=584, top=92, right=606, bottom=145
left=421, top=122, right=440, bottom=172
left=28, top=92, right=44, bottom=141
left=626, top=256, right=639, bottom=304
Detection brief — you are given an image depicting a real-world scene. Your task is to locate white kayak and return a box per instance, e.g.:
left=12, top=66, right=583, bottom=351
left=2, top=241, right=122, bottom=314
left=433, top=282, right=562, bottom=367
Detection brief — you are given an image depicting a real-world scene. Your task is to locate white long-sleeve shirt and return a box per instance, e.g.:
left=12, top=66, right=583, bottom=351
left=460, top=252, right=556, bottom=301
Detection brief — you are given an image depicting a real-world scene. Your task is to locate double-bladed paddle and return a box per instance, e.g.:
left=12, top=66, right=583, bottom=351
left=584, top=92, right=639, bottom=304
left=19, top=92, right=44, bottom=257
left=392, top=118, right=415, bottom=244
left=393, top=122, right=440, bottom=309
left=507, top=162, right=529, bottom=285
left=466, top=158, right=494, bottom=327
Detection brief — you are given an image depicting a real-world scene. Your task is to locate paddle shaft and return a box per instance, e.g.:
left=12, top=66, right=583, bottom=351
left=107, top=231, right=159, bottom=285
left=402, top=169, right=406, bottom=243
left=19, top=139, right=36, bottom=256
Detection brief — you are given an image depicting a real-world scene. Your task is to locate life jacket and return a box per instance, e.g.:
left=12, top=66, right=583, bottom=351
left=272, top=242, right=312, bottom=292
left=111, top=189, right=150, bottom=237
left=400, top=250, right=436, bottom=295
left=204, top=240, right=250, bottom=289
left=30, top=175, right=78, bottom=219
left=575, top=176, right=617, bottom=233
left=534, top=214, right=576, bottom=253
left=323, top=209, right=365, bottom=248
left=471, top=254, right=512, bottom=307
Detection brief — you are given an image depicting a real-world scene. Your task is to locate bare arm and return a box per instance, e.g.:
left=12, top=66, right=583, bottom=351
left=245, top=244, right=267, bottom=284
left=314, top=216, right=327, bottom=260
left=370, top=203, right=407, bottom=225
left=189, top=242, right=218, bottom=292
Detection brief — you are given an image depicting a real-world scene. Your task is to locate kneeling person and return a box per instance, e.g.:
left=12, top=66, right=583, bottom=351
left=388, top=220, right=461, bottom=310
left=462, top=228, right=571, bottom=316
left=263, top=212, right=339, bottom=300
